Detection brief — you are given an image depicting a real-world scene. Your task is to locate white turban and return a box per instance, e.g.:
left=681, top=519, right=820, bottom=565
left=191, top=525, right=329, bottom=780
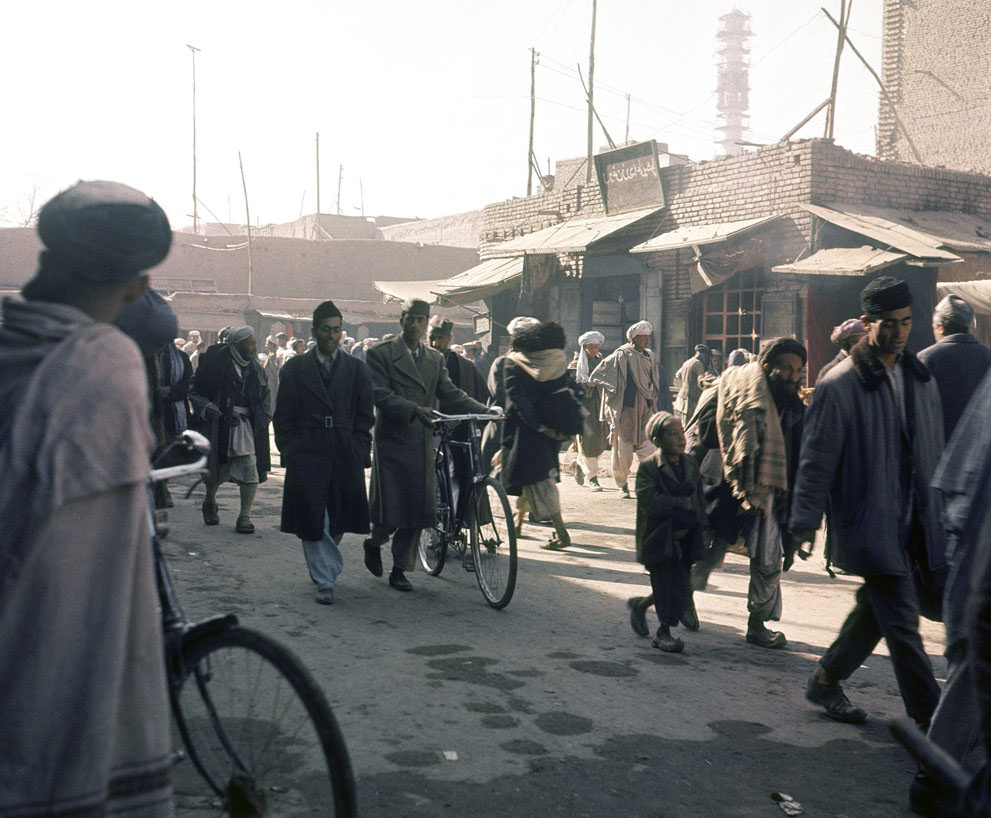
left=228, top=325, right=255, bottom=345
left=626, top=321, right=653, bottom=343
left=507, top=316, right=540, bottom=336
left=578, top=330, right=604, bottom=347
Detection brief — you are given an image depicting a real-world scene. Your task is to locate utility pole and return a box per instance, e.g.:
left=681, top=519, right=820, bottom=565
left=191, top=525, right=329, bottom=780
left=625, top=93, right=631, bottom=145
left=239, top=152, right=253, bottom=297
left=187, top=44, right=201, bottom=233
left=586, top=0, right=597, bottom=183
left=527, top=47, right=538, bottom=196
left=336, top=165, right=343, bottom=215
left=824, top=0, right=851, bottom=139
left=315, top=132, right=321, bottom=215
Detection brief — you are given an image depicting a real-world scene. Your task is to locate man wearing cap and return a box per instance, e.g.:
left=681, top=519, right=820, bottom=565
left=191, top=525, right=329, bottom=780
left=364, top=298, right=491, bottom=591
left=191, top=325, right=272, bottom=533
left=790, top=276, right=946, bottom=726
left=918, top=293, right=991, bottom=439
left=589, top=320, right=659, bottom=498
left=673, top=344, right=717, bottom=424
left=428, top=315, right=490, bottom=404
left=568, top=330, right=609, bottom=490
left=0, top=181, right=174, bottom=816
left=274, top=300, right=374, bottom=605
left=817, top=318, right=867, bottom=383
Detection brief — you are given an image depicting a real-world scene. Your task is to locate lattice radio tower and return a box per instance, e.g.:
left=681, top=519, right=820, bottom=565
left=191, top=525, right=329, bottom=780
left=715, top=9, right=753, bottom=156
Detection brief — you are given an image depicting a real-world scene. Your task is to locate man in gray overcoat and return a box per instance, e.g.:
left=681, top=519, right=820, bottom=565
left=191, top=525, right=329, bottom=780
left=363, top=298, right=490, bottom=591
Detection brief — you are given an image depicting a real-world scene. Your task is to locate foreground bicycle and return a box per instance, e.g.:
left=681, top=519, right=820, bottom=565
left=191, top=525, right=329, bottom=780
left=417, top=411, right=517, bottom=609
left=150, top=431, right=357, bottom=817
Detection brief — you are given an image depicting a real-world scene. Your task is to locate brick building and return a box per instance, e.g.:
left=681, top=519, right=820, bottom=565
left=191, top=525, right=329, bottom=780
left=408, top=138, right=991, bottom=383
left=878, top=0, right=991, bottom=174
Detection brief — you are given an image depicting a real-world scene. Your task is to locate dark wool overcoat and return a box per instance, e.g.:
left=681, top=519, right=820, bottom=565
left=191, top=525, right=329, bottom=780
left=273, top=349, right=374, bottom=541
left=366, top=336, right=487, bottom=529
left=190, top=344, right=271, bottom=482
left=790, top=340, right=946, bottom=577
left=635, top=451, right=707, bottom=566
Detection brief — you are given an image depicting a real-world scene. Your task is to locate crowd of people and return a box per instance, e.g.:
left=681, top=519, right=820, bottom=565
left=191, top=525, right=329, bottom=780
left=2, top=180, right=990, bottom=817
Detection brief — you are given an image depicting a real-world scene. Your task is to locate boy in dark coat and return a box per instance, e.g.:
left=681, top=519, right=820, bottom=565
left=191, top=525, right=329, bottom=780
left=628, top=411, right=707, bottom=652
left=274, top=300, right=374, bottom=605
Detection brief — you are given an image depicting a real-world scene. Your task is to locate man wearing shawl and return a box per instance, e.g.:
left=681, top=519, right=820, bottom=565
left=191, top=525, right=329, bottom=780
left=589, top=320, right=659, bottom=498
left=715, top=336, right=806, bottom=649
left=790, top=276, right=945, bottom=726
left=0, top=180, right=174, bottom=817
left=568, top=330, right=609, bottom=491
left=191, top=324, right=272, bottom=533
left=674, top=344, right=717, bottom=424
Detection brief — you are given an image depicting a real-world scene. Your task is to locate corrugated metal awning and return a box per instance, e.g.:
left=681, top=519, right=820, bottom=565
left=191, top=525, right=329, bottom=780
left=374, top=256, right=524, bottom=306
left=772, top=246, right=907, bottom=276
left=629, top=214, right=781, bottom=253
left=489, top=207, right=662, bottom=256
left=805, top=204, right=965, bottom=264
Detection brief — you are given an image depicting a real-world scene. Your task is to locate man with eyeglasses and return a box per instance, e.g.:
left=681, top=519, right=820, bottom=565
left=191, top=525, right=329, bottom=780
left=273, top=300, right=374, bottom=605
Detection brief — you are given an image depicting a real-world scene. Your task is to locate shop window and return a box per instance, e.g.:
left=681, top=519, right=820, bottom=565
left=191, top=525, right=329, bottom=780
left=701, top=268, right=764, bottom=355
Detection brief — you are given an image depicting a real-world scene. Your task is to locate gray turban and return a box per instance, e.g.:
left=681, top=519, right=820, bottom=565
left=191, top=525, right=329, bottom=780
left=37, top=180, right=172, bottom=281
left=227, top=326, right=255, bottom=345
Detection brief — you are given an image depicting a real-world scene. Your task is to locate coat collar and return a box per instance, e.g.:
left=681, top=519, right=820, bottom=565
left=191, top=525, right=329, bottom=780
left=849, top=336, right=931, bottom=392
left=299, top=348, right=334, bottom=409
left=388, top=335, right=427, bottom=387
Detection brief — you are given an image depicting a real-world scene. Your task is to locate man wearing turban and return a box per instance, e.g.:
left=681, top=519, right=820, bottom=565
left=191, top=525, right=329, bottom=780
left=567, top=330, right=609, bottom=490
left=817, top=318, right=867, bottom=383
left=190, top=324, right=272, bottom=533
left=0, top=180, right=174, bottom=816
left=589, top=320, right=659, bottom=498
left=791, top=276, right=946, bottom=727
left=673, top=344, right=718, bottom=424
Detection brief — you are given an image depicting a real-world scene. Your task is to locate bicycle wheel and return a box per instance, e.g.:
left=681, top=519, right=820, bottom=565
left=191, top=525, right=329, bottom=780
left=470, top=476, right=518, bottom=609
left=417, top=524, right=447, bottom=575
left=170, top=625, right=357, bottom=818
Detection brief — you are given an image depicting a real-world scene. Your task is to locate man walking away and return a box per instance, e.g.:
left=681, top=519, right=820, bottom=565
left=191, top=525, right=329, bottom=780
left=790, top=276, right=945, bottom=727
left=274, top=300, right=374, bottom=605
left=589, top=320, right=659, bottom=498
left=0, top=180, right=174, bottom=817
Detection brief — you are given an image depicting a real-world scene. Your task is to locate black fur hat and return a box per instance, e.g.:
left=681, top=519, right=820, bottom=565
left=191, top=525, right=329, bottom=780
left=511, top=321, right=566, bottom=353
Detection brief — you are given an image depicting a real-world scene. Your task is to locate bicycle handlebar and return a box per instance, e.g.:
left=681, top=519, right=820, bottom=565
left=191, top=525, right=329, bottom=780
left=431, top=410, right=504, bottom=424
left=149, top=430, right=211, bottom=482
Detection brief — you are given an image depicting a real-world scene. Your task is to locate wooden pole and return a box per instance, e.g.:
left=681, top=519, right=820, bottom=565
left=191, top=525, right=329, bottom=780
left=781, top=97, right=832, bottom=142
left=824, top=0, right=850, bottom=139
left=821, top=7, right=924, bottom=164
left=337, top=165, right=343, bottom=215
left=625, top=93, right=631, bottom=145
left=578, top=64, right=616, bottom=149
left=238, top=151, right=253, bottom=297
left=586, top=0, right=597, bottom=183
left=527, top=47, right=537, bottom=196
left=315, top=132, right=321, bottom=215
left=187, top=44, right=201, bottom=234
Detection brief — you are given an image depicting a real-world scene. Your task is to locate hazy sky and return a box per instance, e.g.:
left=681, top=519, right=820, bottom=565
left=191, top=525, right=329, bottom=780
left=2, top=1, right=881, bottom=230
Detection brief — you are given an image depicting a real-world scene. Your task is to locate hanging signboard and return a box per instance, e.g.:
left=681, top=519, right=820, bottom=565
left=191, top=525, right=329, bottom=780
left=594, top=140, right=666, bottom=215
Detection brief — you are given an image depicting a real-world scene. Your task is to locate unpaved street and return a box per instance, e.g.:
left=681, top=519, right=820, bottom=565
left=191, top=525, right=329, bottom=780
left=163, top=461, right=945, bottom=818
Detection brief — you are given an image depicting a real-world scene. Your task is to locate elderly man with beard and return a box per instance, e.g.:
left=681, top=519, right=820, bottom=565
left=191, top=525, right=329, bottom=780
left=568, top=330, right=609, bottom=491
left=191, top=324, right=272, bottom=533
left=790, top=276, right=945, bottom=727
left=589, top=321, right=659, bottom=499
left=0, top=180, right=174, bottom=817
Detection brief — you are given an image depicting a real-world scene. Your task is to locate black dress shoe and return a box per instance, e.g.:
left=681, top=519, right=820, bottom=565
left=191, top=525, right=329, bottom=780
left=389, top=569, right=413, bottom=592
left=627, top=597, right=649, bottom=637
left=805, top=674, right=868, bottom=723
left=363, top=540, right=383, bottom=577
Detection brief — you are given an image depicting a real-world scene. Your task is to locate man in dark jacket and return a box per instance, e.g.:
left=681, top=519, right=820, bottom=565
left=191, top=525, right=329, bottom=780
left=274, top=300, right=374, bottom=605
left=363, top=298, right=490, bottom=592
left=790, top=276, right=946, bottom=727
left=917, top=293, right=991, bottom=439
left=191, top=325, right=271, bottom=533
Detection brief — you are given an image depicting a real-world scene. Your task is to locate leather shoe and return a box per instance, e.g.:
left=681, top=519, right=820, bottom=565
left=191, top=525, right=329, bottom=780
left=389, top=569, right=413, bottom=592
left=746, top=621, right=787, bottom=649
left=651, top=632, right=684, bottom=653
left=235, top=516, right=255, bottom=534
left=315, top=588, right=335, bottom=605
left=627, top=597, right=649, bottom=637
left=805, top=674, right=868, bottom=723
left=363, top=540, right=383, bottom=577
left=201, top=501, right=219, bottom=526
left=680, top=595, right=700, bottom=631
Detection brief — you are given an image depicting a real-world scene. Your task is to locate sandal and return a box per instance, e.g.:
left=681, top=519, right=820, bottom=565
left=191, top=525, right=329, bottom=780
left=541, top=536, right=567, bottom=551
left=235, top=516, right=255, bottom=534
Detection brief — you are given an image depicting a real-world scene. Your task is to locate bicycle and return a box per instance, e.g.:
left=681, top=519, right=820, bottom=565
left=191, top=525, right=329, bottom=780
left=149, top=431, right=357, bottom=817
left=416, top=411, right=518, bottom=609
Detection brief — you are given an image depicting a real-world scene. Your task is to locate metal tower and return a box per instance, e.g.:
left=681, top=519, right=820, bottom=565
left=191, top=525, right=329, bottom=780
left=715, top=9, right=753, bottom=156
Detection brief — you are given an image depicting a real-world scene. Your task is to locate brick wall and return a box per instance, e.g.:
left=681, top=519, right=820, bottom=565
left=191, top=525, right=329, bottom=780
left=879, top=0, right=991, bottom=175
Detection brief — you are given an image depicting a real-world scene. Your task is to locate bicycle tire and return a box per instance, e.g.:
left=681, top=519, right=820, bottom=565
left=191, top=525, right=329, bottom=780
left=170, top=625, right=357, bottom=818
left=470, top=476, right=518, bottom=609
left=417, top=524, right=448, bottom=576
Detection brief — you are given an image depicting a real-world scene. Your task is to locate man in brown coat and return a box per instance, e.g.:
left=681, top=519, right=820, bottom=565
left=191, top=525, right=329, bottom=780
left=363, top=298, right=490, bottom=591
